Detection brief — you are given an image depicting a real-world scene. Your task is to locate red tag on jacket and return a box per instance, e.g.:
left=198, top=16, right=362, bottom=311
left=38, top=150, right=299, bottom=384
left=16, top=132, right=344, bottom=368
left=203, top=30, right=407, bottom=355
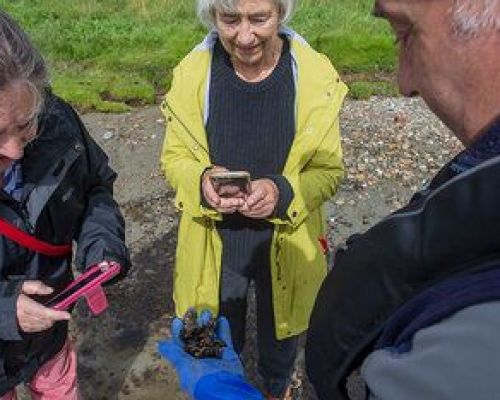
left=319, top=235, right=329, bottom=255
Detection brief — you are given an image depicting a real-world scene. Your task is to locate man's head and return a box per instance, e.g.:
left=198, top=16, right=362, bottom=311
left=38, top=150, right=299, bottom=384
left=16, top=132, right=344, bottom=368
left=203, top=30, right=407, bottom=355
left=0, top=9, right=48, bottom=174
left=374, top=0, right=500, bottom=145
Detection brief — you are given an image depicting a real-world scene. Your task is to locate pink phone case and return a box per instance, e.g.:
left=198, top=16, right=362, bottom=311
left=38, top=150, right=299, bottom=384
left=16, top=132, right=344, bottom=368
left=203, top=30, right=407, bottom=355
left=50, top=261, right=121, bottom=315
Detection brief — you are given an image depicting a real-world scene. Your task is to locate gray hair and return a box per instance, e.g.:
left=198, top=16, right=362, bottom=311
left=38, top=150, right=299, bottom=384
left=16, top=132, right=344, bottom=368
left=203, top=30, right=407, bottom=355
left=450, top=0, right=500, bottom=37
left=0, top=9, right=49, bottom=114
left=197, top=0, right=297, bottom=29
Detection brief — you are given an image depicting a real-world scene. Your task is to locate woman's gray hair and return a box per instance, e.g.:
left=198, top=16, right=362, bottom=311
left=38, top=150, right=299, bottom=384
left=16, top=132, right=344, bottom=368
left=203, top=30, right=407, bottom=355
left=0, top=9, right=49, bottom=113
left=197, top=0, right=297, bottom=29
left=450, top=0, right=500, bottom=37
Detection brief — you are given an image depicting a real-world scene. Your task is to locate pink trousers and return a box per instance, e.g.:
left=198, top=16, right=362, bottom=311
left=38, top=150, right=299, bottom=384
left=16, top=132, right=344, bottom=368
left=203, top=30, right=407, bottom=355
left=0, top=339, right=80, bottom=400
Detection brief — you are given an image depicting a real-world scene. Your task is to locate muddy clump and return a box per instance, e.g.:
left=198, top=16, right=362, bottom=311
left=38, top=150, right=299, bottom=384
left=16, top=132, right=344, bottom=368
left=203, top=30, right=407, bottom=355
left=180, top=310, right=226, bottom=359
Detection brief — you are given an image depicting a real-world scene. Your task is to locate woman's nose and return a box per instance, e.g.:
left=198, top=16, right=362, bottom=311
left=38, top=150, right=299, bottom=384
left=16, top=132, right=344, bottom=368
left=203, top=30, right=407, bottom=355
left=237, top=20, right=255, bottom=45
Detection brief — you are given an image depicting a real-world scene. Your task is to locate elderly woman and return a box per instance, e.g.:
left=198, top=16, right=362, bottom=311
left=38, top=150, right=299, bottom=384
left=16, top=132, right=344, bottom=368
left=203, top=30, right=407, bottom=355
left=160, top=0, right=346, bottom=397
left=0, top=10, right=129, bottom=399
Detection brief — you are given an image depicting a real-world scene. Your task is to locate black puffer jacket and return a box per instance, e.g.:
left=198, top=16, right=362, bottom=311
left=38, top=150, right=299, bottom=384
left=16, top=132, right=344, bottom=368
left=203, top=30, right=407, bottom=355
left=0, top=93, right=130, bottom=394
left=306, top=120, right=500, bottom=399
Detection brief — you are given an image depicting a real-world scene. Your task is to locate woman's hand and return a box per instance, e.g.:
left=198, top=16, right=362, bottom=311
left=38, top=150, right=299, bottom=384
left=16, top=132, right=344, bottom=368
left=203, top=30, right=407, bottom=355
left=17, top=281, right=71, bottom=333
left=239, top=179, right=279, bottom=219
left=201, top=166, right=245, bottom=214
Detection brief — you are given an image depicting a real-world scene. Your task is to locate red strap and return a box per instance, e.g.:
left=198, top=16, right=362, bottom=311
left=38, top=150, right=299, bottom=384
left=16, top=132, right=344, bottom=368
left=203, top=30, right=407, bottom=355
left=0, top=218, right=72, bottom=257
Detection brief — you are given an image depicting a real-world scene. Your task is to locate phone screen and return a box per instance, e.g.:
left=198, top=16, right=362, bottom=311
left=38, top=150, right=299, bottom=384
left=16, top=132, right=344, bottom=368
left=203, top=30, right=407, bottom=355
left=210, top=172, right=250, bottom=196
left=44, top=269, right=103, bottom=307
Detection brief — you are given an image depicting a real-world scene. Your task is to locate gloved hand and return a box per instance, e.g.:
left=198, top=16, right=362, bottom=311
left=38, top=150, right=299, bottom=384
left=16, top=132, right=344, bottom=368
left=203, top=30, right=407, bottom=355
left=158, top=310, right=245, bottom=398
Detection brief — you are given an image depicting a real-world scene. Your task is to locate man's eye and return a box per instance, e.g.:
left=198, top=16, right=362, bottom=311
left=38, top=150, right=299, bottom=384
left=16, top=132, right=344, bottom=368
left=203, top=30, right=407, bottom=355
left=394, top=30, right=412, bottom=47
left=18, top=121, right=31, bottom=130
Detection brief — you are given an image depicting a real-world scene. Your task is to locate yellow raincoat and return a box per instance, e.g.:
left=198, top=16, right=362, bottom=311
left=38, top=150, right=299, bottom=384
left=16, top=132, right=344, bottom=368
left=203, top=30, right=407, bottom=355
left=160, top=31, right=347, bottom=339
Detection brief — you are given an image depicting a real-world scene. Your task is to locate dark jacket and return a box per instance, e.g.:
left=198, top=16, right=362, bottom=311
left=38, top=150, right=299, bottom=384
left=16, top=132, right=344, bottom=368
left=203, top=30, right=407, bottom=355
left=0, top=93, right=130, bottom=394
left=306, top=118, right=500, bottom=400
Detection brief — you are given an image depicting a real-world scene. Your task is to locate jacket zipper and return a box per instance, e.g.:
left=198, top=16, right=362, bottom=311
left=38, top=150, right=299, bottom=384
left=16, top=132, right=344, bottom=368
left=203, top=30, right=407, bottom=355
left=19, top=204, right=35, bottom=234
left=1, top=191, right=36, bottom=234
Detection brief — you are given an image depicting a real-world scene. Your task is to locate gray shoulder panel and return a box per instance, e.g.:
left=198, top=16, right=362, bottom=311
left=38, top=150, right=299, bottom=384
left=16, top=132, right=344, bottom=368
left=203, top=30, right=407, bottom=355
left=363, top=301, right=500, bottom=400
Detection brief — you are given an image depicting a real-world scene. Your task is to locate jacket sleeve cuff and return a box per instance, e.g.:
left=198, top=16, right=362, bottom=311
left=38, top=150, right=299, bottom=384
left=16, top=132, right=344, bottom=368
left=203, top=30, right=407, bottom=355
left=0, top=281, right=23, bottom=341
left=98, top=253, right=131, bottom=285
left=265, top=175, right=294, bottom=219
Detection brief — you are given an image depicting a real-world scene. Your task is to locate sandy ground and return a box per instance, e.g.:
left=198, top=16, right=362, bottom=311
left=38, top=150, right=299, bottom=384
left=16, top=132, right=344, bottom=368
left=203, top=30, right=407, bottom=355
left=55, top=97, right=461, bottom=400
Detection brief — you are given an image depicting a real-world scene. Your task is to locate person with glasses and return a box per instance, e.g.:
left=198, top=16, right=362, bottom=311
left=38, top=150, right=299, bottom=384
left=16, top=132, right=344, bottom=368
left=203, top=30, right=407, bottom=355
left=0, top=9, right=130, bottom=400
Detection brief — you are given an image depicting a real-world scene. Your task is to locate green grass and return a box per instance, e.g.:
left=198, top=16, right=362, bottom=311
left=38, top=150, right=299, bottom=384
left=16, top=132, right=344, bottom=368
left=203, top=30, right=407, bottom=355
left=349, top=80, right=399, bottom=99
left=4, top=0, right=397, bottom=111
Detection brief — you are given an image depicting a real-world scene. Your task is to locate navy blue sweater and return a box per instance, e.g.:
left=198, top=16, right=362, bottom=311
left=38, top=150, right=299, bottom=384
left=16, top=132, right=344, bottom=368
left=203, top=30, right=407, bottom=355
left=206, top=37, right=295, bottom=277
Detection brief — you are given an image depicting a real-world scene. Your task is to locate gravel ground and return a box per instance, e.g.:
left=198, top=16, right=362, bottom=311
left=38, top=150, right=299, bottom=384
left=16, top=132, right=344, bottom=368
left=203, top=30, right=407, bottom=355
left=59, top=96, right=462, bottom=400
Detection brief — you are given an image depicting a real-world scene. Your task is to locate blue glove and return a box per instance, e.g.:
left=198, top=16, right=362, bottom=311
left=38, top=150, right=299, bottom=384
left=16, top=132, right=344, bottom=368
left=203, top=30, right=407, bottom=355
left=194, top=371, right=264, bottom=400
left=158, top=311, right=250, bottom=398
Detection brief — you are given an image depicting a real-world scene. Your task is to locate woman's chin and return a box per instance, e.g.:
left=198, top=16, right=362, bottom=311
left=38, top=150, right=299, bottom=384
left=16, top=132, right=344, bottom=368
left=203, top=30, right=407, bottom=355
left=234, top=52, right=263, bottom=67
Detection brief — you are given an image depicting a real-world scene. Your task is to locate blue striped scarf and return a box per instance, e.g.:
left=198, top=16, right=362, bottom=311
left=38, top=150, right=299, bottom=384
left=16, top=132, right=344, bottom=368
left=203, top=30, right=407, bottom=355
left=2, top=161, right=23, bottom=201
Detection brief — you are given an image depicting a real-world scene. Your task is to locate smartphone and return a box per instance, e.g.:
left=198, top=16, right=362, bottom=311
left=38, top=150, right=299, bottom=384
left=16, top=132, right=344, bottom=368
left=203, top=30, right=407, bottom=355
left=44, top=261, right=120, bottom=311
left=210, top=171, right=251, bottom=197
